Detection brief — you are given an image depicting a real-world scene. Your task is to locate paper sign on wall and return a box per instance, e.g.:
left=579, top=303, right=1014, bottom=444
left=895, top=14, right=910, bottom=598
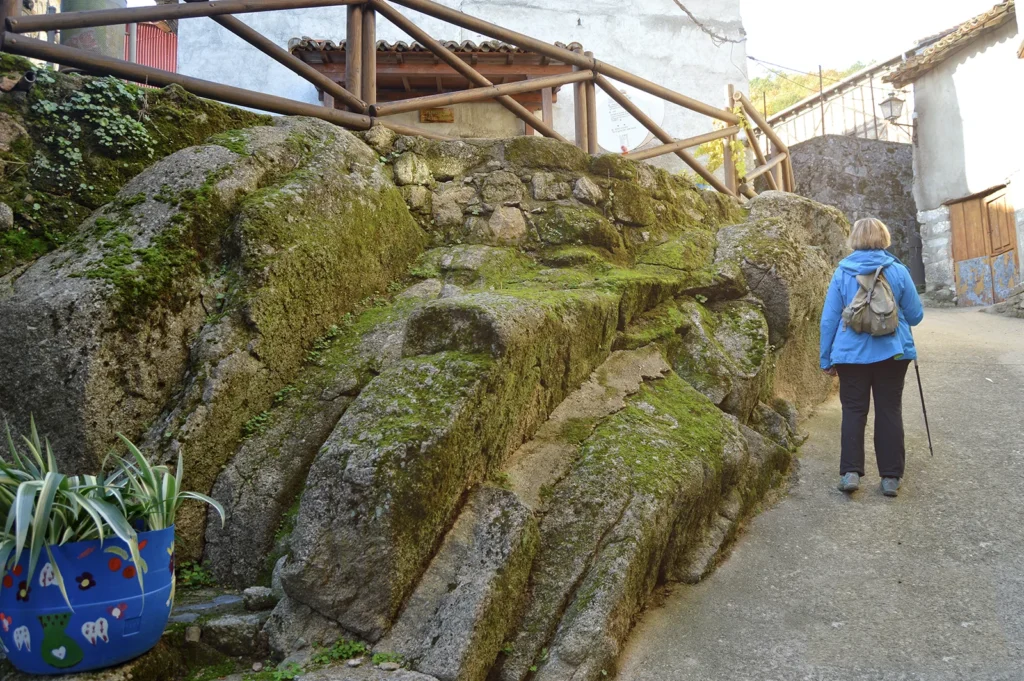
left=594, top=83, right=665, bottom=153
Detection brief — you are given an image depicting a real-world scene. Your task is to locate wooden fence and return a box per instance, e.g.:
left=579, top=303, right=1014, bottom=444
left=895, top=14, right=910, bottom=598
left=0, top=0, right=794, bottom=199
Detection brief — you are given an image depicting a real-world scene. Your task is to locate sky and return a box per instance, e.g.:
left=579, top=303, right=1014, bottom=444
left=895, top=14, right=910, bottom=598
left=741, top=0, right=1005, bottom=78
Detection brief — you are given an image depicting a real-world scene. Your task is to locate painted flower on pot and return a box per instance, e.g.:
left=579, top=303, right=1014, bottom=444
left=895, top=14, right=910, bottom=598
left=3, top=565, right=23, bottom=589
left=15, top=582, right=30, bottom=602
left=106, top=603, right=128, bottom=620
left=75, top=572, right=97, bottom=591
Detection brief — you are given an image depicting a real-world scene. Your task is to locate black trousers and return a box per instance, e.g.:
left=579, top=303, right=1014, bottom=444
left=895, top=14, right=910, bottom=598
left=835, top=359, right=911, bottom=478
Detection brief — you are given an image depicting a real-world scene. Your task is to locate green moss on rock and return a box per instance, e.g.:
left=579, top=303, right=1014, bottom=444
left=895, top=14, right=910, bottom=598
left=532, top=204, right=625, bottom=255
left=0, top=66, right=268, bottom=275
left=503, top=136, right=589, bottom=171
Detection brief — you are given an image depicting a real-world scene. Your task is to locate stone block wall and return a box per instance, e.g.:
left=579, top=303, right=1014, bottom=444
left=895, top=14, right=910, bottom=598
left=917, top=205, right=955, bottom=304
left=789, top=135, right=918, bottom=267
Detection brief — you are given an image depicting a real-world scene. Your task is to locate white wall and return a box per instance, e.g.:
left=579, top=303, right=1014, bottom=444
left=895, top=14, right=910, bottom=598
left=913, top=19, right=1024, bottom=211
left=911, top=16, right=1024, bottom=298
left=177, top=0, right=748, bottom=173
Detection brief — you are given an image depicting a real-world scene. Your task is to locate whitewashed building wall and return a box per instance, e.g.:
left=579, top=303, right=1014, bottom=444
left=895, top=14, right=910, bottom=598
left=177, top=0, right=748, bottom=173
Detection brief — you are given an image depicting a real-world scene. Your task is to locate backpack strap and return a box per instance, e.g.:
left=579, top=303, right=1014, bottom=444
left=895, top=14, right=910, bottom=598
left=865, top=266, right=883, bottom=304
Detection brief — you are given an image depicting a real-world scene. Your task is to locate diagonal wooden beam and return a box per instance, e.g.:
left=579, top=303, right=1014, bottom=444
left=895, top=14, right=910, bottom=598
left=372, top=0, right=568, bottom=143
left=7, top=0, right=367, bottom=34
left=624, top=126, right=740, bottom=162
left=744, top=152, right=786, bottom=182
left=183, top=0, right=367, bottom=112
left=387, top=0, right=739, bottom=124
left=739, top=121, right=778, bottom=191
left=3, top=32, right=373, bottom=128
left=594, top=74, right=734, bottom=196
left=371, top=69, right=591, bottom=117
left=735, top=91, right=793, bottom=191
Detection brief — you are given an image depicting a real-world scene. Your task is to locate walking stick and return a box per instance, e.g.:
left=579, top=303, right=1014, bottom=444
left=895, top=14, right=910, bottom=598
left=913, top=360, right=934, bottom=456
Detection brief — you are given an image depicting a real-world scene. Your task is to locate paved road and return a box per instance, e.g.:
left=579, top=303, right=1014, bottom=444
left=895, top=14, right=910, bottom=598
left=619, top=308, right=1024, bottom=681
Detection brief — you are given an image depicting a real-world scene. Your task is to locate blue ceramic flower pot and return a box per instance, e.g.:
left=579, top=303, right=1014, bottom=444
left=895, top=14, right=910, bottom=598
left=0, top=526, right=175, bottom=675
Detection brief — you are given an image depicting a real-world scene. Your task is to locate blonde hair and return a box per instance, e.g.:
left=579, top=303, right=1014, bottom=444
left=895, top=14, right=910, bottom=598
left=849, top=218, right=892, bottom=250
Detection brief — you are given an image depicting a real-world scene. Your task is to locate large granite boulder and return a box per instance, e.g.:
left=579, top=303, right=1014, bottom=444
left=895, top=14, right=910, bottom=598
left=0, top=117, right=425, bottom=558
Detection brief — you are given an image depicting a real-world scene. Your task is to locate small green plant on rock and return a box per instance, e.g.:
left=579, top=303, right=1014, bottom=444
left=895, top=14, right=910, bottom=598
left=29, top=75, right=154, bottom=195
left=311, top=638, right=368, bottom=665
left=241, top=410, right=272, bottom=438
left=188, top=660, right=236, bottom=681
left=177, top=560, right=216, bottom=589
left=372, top=651, right=404, bottom=666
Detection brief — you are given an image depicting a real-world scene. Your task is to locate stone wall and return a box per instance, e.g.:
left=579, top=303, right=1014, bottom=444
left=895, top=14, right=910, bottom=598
left=789, top=134, right=918, bottom=266
left=917, top=205, right=955, bottom=304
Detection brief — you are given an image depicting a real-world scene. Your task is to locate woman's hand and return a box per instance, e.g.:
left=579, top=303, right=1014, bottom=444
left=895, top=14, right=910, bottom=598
left=822, top=367, right=838, bottom=377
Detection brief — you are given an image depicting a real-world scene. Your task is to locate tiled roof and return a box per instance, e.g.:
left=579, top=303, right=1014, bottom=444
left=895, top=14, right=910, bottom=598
left=288, top=37, right=581, bottom=56
left=886, top=1, right=1016, bottom=87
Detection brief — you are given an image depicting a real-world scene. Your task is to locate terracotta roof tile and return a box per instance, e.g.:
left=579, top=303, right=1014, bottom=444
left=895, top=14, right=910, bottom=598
left=886, top=1, right=1016, bottom=87
left=288, top=37, right=581, bottom=56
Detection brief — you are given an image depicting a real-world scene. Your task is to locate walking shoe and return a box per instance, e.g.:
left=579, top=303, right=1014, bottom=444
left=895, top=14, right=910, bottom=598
left=881, top=477, right=902, bottom=497
left=838, top=472, right=860, bottom=492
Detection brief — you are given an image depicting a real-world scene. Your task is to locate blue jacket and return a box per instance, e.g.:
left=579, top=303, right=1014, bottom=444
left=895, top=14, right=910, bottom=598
left=820, top=249, right=924, bottom=369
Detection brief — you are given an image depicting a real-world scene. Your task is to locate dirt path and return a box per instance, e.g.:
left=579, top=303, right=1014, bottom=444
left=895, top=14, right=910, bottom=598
left=618, top=308, right=1024, bottom=681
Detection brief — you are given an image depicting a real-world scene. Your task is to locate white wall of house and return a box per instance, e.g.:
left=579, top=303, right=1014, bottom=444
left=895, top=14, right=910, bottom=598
left=177, top=0, right=748, bottom=174
left=911, top=17, right=1024, bottom=299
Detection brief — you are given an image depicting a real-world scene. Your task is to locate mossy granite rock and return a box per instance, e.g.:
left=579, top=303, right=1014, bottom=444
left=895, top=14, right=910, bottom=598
left=377, top=486, right=538, bottom=681
left=0, top=56, right=269, bottom=275
left=0, top=118, right=851, bottom=681
left=0, top=117, right=425, bottom=560
left=715, top=217, right=836, bottom=409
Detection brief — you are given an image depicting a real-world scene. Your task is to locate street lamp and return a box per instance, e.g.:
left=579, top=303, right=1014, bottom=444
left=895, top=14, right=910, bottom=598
left=879, top=91, right=905, bottom=123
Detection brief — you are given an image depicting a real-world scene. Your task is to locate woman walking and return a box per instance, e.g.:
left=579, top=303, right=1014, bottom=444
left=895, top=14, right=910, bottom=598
left=820, top=218, right=924, bottom=497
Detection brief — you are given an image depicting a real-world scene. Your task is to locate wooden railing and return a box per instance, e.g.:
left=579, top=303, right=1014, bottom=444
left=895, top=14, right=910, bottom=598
left=0, top=0, right=794, bottom=198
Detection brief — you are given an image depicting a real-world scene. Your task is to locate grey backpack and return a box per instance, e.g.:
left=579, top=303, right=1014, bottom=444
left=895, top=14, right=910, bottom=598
left=841, top=266, right=899, bottom=336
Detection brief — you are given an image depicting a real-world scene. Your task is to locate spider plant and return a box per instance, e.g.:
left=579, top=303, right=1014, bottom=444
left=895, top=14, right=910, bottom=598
left=108, top=434, right=225, bottom=533
left=0, top=418, right=225, bottom=611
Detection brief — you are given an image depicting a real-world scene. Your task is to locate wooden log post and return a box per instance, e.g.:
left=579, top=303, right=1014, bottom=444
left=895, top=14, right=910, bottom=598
left=595, top=74, right=733, bottom=196
left=183, top=0, right=367, bottom=112
left=584, top=51, right=598, bottom=154
left=573, top=46, right=588, bottom=151
left=372, top=0, right=566, bottom=142
left=723, top=84, right=737, bottom=194
left=362, top=4, right=376, bottom=106
left=735, top=90, right=794, bottom=192
left=740, top=121, right=778, bottom=191
left=541, top=85, right=553, bottom=130
left=346, top=3, right=363, bottom=104
left=0, top=0, right=14, bottom=54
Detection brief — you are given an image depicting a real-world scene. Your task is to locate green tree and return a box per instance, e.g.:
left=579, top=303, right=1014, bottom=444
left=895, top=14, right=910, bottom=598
left=750, top=62, right=867, bottom=118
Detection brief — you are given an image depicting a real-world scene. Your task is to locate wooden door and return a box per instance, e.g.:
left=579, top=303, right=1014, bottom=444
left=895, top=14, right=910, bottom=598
left=950, top=189, right=1019, bottom=306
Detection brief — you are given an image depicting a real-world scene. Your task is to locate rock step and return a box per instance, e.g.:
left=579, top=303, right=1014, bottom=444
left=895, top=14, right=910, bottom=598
left=504, top=346, right=671, bottom=511
left=278, top=287, right=621, bottom=643
left=496, top=371, right=791, bottom=681
left=377, top=347, right=668, bottom=681
left=376, top=487, right=537, bottom=681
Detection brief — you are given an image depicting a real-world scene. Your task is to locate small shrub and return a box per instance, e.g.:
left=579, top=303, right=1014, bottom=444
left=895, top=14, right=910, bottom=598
left=241, top=411, right=272, bottom=438
left=177, top=561, right=216, bottom=589
left=311, top=639, right=368, bottom=665
left=372, top=651, right=404, bottom=666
